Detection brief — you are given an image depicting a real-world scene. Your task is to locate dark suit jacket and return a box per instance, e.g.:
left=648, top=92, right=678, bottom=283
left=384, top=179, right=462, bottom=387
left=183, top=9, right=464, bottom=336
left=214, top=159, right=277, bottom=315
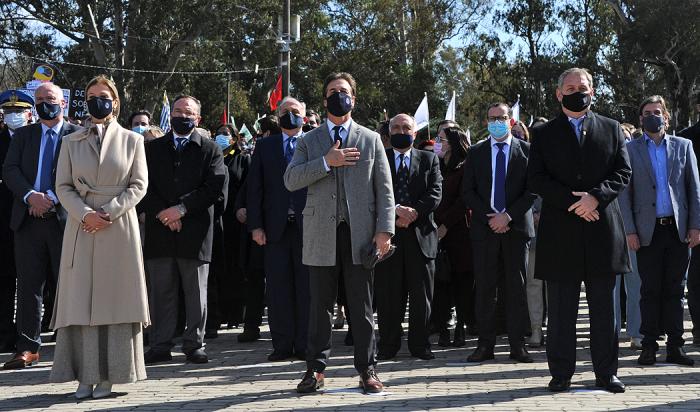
left=528, top=111, right=632, bottom=281
left=139, top=129, right=227, bottom=262
left=462, top=137, right=536, bottom=241
left=386, top=148, right=442, bottom=259
left=0, top=128, right=15, bottom=276
left=2, top=121, right=82, bottom=232
left=247, top=134, right=307, bottom=243
left=679, top=121, right=700, bottom=162
left=434, top=163, right=472, bottom=272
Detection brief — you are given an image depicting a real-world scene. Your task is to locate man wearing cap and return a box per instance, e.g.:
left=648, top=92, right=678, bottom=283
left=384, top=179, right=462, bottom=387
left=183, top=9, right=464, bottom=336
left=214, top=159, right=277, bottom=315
left=0, top=90, right=33, bottom=354
left=1, top=84, right=81, bottom=369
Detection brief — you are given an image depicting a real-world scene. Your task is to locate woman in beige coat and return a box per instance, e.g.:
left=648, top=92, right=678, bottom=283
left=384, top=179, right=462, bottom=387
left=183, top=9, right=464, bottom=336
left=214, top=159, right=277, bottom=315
left=49, top=75, right=149, bottom=399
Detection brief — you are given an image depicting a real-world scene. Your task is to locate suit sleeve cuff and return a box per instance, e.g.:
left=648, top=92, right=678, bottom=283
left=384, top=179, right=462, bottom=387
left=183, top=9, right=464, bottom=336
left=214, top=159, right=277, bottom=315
left=23, top=190, right=37, bottom=204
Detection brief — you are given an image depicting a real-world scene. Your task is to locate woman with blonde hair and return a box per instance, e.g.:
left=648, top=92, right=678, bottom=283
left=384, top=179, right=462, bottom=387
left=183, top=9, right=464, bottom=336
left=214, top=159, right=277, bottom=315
left=49, top=74, right=149, bottom=399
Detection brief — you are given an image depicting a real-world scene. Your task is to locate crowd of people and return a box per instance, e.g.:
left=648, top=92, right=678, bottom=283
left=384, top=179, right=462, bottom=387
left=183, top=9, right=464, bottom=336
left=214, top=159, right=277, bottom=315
left=0, top=67, right=699, bottom=399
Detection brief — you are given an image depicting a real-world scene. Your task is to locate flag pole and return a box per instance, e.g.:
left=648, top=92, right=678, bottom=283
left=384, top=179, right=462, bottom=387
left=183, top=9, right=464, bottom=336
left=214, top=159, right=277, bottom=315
left=425, top=92, right=431, bottom=141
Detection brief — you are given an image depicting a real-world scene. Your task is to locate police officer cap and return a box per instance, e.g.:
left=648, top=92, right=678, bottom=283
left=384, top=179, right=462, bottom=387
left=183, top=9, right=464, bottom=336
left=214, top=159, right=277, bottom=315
left=0, top=90, right=34, bottom=109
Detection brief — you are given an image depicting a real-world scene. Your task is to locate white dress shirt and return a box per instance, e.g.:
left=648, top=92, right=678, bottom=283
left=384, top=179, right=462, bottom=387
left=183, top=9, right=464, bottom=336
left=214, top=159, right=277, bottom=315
left=490, top=135, right=512, bottom=213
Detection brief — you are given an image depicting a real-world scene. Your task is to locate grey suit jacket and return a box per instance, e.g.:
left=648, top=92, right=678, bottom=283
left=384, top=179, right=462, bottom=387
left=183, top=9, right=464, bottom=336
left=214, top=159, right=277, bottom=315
left=619, top=135, right=700, bottom=246
left=284, top=120, right=395, bottom=266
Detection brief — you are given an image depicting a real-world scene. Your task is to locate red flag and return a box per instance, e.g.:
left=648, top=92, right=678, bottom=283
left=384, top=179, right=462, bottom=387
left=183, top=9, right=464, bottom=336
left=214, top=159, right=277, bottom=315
left=269, top=74, right=282, bottom=111
left=220, top=107, right=228, bottom=126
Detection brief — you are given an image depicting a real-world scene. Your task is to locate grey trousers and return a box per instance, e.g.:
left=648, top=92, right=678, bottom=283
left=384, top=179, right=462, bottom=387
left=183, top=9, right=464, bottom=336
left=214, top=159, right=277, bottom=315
left=146, top=258, right=209, bottom=354
left=526, top=242, right=544, bottom=330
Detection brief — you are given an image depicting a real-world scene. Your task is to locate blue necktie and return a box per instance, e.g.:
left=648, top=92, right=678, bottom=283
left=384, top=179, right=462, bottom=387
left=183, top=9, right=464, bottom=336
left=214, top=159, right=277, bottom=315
left=570, top=118, right=583, bottom=142
left=494, top=143, right=506, bottom=213
left=176, top=137, right=188, bottom=152
left=333, top=126, right=343, bottom=148
left=39, top=130, right=56, bottom=192
left=285, top=136, right=297, bottom=164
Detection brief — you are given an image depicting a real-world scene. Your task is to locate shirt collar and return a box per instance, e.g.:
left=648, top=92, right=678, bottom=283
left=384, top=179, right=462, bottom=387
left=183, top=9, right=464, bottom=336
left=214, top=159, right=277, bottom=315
left=41, top=120, right=63, bottom=137
left=326, top=118, right=353, bottom=135
left=490, top=135, right=513, bottom=147
left=567, top=113, right=587, bottom=123
left=173, top=131, right=192, bottom=140
left=394, top=148, right=412, bottom=160
left=283, top=130, right=303, bottom=141
left=644, top=132, right=668, bottom=146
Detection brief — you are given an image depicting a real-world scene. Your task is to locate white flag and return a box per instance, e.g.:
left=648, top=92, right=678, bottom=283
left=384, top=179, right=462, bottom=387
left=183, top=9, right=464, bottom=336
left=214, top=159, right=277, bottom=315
left=414, top=93, right=429, bottom=131
left=445, top=91, right=456, bottom=121
left=511, top=95, right=520, bottom=125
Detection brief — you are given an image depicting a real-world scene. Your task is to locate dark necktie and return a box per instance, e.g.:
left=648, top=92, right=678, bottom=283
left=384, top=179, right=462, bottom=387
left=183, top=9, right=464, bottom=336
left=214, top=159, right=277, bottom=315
left=39, top=129, right=56, bottom=192
left=333, top=126, right=343, bottom=148
left=396, top=153, right=410, bottom=206
left=176, top=137, right=188, bottom=152
left=494, top=143, right=506, bottom=213
left=285, top=136, right=297, bottom=164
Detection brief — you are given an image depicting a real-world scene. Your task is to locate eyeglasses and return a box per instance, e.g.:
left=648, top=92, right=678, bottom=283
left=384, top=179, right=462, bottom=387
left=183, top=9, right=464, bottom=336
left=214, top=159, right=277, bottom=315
left=488, top=116, right=509, bottom=122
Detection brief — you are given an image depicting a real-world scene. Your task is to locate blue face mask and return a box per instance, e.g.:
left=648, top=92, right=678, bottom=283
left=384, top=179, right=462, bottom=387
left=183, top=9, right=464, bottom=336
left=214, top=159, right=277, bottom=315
left=215, top=134, right=231, bottom=149
left=132, top=125, right=148, bottom=135
left=488, top=120, right=510, bottom=139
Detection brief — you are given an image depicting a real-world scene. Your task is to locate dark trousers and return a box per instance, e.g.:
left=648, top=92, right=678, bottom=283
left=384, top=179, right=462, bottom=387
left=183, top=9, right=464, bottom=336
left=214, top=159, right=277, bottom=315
left=637, top=223, right=689, bottom=349
left=472, top=231, right=529, bottom=348
left=0, top=275, right=16, bottom=350
left=243, top=243, right=265, bottom=331
left=307, top=223, right=376, bottom=373
left=13, top=217, right=61, bottom=353
left=146, top=257, right=209, bottom=354
left=546, top=275, right=618, bottom=379
left=376, top=227, right=434, bottom=355
left=686, top=245, right=700, bottom=338
left=264, top=221, right=309, bottom=354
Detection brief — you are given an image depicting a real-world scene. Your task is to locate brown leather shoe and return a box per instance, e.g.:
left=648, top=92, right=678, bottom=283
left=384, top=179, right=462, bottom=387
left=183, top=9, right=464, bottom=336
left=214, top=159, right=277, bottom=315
left=3, top=351, right=39, bottom=369
left=359, top=369, right=384, bottom=393
left=296, top=369, right=324, bottom=393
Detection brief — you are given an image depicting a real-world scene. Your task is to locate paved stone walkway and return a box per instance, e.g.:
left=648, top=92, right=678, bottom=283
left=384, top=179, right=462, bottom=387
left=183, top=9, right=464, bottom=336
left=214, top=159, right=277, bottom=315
left=1, top=295, right=699, bottom=411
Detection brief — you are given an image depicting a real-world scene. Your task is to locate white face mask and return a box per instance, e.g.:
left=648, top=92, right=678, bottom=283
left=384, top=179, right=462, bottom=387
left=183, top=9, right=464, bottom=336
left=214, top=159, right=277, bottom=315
left=5, top=112, right=28, bottom=130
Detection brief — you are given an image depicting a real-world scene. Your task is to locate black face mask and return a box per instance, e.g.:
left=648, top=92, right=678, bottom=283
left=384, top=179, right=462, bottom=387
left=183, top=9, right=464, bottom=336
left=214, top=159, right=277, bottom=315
left=561, top=92, right=592, bottom=113
left=326, top=92, right=353, bottom=117
left=390, top=133, right=413, bottom=150
left=36, top=102, right=62, bottom=121
left=279, top=111, right=304, bottom=130
left=171, top=116, right=196, bottom=135
left=87, top=97, right=113, bottom=120
left=642, top=114, right=665, bottom=133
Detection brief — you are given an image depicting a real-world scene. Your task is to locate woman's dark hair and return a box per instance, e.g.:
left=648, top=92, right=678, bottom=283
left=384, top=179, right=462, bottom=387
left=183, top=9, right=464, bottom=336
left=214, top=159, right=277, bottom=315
left=216, top=123, right=239, bottom=139
left=443, top=127, right=469, bottom=171
left=258, top=114, right=281, bottom=135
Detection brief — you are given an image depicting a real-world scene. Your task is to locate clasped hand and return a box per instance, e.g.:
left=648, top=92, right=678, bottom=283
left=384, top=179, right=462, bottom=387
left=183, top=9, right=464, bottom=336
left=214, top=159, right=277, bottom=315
left=157, top=207, right=183, bottom=232
left=568, top=191, right=600, bottom=222
left=396, top=205, right=417, bottom=228
left=487, top=212, right=511, bottom=234
left=27, top=192, right=54, bottom=217
left=82, top=210, right=111, bottom=233
left=324, top=141, right=360, bottom=167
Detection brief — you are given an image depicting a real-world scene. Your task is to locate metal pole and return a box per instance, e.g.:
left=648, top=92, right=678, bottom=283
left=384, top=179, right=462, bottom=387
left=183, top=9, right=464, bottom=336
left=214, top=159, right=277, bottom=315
left=282, top=0, right=291, bottom=97
left=226, top=74, right=231, bottom=123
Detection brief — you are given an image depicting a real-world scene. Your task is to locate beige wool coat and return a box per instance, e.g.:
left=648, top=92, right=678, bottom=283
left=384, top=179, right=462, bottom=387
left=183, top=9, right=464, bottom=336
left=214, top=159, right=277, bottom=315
left=50, top=121, right=150, bottom=330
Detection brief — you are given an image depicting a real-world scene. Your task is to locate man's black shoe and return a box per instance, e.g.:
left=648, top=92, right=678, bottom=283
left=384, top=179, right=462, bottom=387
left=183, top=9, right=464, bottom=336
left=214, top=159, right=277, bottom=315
left=637, top=346, right=657, bottom=365
left=595, top=375, right=625, bottom=393
left=509, top=346, right=533, bottom=363
left=548, top=377, right=571, bottom=392
left=376, top=351, right=396, bottom=361
left=467, top=346, right=494, bottom=363
left=237, top=329, right=261, bottom=343
left=268, top=351, right=293, bottom=362
left=411, top=350, right=435, bottom=360
left=185, top=348, right=208, bottom=364
left=297, top=369, right=324, bottom=393
left=144, top=350, right=172, bottom=365
left=666, top=346, right=694, bottom=366
left=437, top=329, right=451, bottom=347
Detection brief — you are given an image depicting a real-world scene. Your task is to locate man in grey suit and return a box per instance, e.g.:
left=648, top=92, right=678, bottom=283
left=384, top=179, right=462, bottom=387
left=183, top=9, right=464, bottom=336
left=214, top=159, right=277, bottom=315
left=619, top=95, right=700, bottom=367
left=284, top=72, right=394, bottom=394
